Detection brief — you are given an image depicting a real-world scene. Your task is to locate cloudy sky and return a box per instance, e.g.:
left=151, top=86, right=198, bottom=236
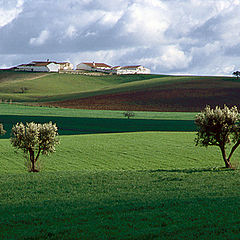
left=1, top=0, right=240, bottom=75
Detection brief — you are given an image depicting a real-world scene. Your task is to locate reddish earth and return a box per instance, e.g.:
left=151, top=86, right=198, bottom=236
left=44, top=79, right=240, bottom=112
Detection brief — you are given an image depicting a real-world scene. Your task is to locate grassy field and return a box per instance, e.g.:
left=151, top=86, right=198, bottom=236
left=0, top=103, right=197, bottom=119
left=1, top=75, right=240, bottom=239
left=0, top=104, right=197, bottom=138
left=0, top=72, right=168, bottom=102
left=0, top=132, right=228, bottom=173
left=1, top=132, right=240, bottom=239
left=0, top=71, right=233, bottom=103
left=0, top=70, right=48, bottom=83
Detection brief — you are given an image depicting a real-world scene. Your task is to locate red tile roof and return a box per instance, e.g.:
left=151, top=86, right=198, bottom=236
left=83, top=62, right=112, bottom=68
left=32, top=62, right=51, bottom=66
left=56, top=62, right=71, bottom=65
left=17, top=61, right=60, bottom=68
left=120, top=65, right=141, bottom=69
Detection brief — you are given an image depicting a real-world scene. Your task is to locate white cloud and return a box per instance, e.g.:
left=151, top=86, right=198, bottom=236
left=65, top=25, right=77, bottom=39
left=160, top=45, right=192, bottom=70
left=138, top=45, right=192, bottom=72
left=2, top=0, right=240, bottom=75
left=119, top=0, right=169, bottom=43
left=99, top=11, right=123, bottom=27
left=0, top=0, right=24, bottom=27
left=29, top=30, right=50, bottom=46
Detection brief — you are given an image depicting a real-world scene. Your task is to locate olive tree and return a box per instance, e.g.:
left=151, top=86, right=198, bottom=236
left=11, top=122, right=59, bottom=172
left=233, top=71, right=240, bottom=80
left=123, top=111, right=135, bottom=119
left=195, top=105, right=240, bottom=168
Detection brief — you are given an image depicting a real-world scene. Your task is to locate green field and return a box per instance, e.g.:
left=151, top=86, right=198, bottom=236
left=1, top=77, right=240, bottom=239
left=0, top=71, right=232, bottom=102
left=0, top=104, right=197, bottom=138
left=1, top=132, right=240, bottom=239
left=0, top=72, right=167, bottom=101
left=0, top=103, right=197, bottom=119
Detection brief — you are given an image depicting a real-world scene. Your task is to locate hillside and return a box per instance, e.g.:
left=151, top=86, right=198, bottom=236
left=48, top=76, right=240, bottom=112
left=0, top=71, right=165, bottom=102
left=0, top=71, right=240, bottom=111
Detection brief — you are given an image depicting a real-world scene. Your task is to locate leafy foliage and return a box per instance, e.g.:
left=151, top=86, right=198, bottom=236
left=233, top=71, right=240, bottom=79
left=123, top=111, right=135, bottom=119
left=195, top=105, right=240, bottom=168
left=10, top=122, right=59, bottom=172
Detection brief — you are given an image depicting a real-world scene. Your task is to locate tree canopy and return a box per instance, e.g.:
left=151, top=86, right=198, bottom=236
left=233, top=71, right=240, bottom=79
left=11, top=122, right=59, bottom=172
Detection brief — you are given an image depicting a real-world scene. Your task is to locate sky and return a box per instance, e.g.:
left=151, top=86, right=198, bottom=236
left=1, top=0, right=240, bottom=75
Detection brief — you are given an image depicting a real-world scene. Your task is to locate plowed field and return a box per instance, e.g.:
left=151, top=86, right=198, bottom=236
left=44, top=78, right=240, bottom=112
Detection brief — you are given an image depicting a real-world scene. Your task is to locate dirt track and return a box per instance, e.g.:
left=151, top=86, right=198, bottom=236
left=44, top=79, right=240, bottom=112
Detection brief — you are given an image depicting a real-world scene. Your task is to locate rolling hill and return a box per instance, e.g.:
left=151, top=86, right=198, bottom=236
left=0, top=70, right=239, bottom=111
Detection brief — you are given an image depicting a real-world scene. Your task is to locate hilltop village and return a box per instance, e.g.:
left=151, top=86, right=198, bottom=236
left=12, top=60, right=151, bottom=75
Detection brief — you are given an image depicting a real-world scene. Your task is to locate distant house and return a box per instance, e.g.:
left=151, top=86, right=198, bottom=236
left=57, top=62, right=74, bottom=70
left=76, top=62, right=112, bottom=73
left=112, top=65, right=151, bottom=75
left=15, top=61, right=60, bottom=72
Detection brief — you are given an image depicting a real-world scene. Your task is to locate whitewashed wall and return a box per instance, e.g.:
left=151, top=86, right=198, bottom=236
left=76, top=63, right=92, bottom=71
left=16, top=66, right=49, bottom=72
left=47, top=63, right=60, bottom=72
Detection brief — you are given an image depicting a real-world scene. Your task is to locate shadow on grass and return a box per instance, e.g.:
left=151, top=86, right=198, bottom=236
left=0, top=115, right=196, bottom=139
left=149, top=167, right=237, bottom=173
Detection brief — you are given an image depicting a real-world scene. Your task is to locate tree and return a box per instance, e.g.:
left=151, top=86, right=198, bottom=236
left=10, top=122, right=59, bottom=172
left=233, top=71, right=240, bottom=80
left=20, top=87, right=28, bottom=93
left=123, top=111, right=135, bottom=119
left=195, top=105, right=240, bottom=168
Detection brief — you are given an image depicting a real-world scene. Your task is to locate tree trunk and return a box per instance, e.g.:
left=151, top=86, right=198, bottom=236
left=220, top=146, right=232, bottom=168
left=228, top=140, right=240, bottom=160
left=224, top=159, right=232, bottom=168
left=29, top=148, right=36, bottom=172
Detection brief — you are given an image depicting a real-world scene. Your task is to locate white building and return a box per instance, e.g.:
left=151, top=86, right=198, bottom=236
left=112, top=65, right=151, bottom=75
left=16, top=61, right=60, bottom=72
left=76, top=62, right=112, bottom=73
left=57, top=62, right=74, bottom=70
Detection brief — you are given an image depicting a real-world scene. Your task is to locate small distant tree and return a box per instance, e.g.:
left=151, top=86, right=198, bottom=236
left=10, top=122, right=59, bottom=172
left=20, top=87, right=28, bottom=93
left=195, top=105, right=240, bottom=168
left=123, top=111, right=135, bottom=119
left=233, top=71, right=240, bottom=80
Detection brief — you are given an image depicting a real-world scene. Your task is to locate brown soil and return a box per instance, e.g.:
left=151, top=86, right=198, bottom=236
left=43, top=79, right=240, bottom=112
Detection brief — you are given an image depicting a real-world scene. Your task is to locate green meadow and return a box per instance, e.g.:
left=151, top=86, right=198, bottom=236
left=1, top=132, right=240, bottom=239
left=1, top=104, right=240, bottom=239
left=0, top=104, right=197, bottom=138
left=0, top=71, right=232, bottom=102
